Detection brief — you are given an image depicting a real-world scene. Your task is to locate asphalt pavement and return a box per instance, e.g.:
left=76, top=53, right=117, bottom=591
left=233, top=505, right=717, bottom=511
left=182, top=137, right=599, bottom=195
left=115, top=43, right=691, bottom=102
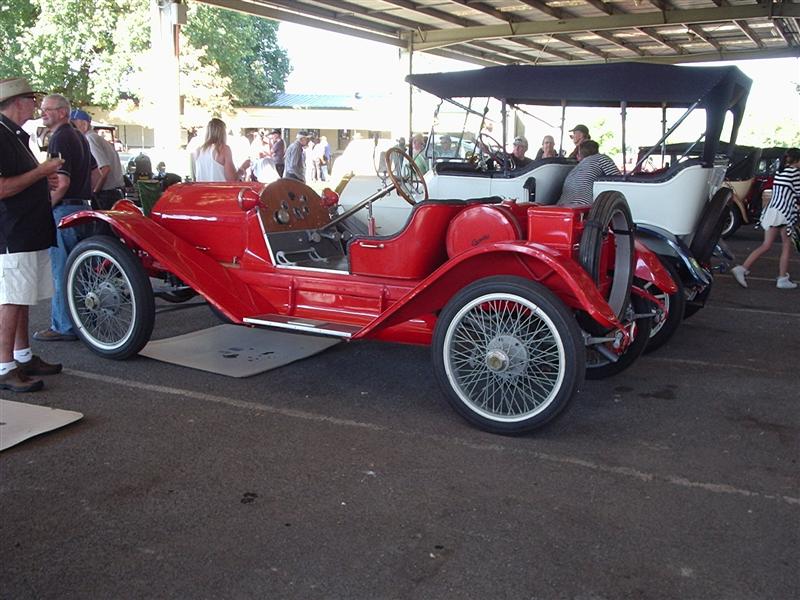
left=1, top=225, right=798, bottom=600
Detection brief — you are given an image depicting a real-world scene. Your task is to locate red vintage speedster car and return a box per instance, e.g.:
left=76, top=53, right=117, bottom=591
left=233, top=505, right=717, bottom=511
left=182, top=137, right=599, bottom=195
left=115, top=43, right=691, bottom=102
left=60, top=149, right=673, bottom=435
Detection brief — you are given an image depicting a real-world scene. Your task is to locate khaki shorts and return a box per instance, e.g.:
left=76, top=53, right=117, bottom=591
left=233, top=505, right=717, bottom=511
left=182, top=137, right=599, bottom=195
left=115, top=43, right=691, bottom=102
left=0, top=249, right=54, bottom=305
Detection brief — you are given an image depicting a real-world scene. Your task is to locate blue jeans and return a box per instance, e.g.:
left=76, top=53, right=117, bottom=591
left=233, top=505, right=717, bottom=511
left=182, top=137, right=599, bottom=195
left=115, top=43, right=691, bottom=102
left=48, top=204, right=86, bottom=334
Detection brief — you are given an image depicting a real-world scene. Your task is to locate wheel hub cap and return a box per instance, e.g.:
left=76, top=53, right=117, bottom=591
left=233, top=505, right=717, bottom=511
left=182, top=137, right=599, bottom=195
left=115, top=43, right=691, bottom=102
left=485, top=335, right=527, bottom=378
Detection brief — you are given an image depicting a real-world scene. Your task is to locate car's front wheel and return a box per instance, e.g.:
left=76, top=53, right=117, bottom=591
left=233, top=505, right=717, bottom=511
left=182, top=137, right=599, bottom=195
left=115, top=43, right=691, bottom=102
left=66, top=235, right=155, bottom=359
left=432, top=276, right=584, bottom=435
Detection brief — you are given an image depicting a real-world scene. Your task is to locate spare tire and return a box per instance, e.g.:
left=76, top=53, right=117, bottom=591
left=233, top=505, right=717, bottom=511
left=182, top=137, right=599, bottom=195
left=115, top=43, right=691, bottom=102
left=579, top=190, right=635, bottom=323
left=689, top=187, right=732, bottom=264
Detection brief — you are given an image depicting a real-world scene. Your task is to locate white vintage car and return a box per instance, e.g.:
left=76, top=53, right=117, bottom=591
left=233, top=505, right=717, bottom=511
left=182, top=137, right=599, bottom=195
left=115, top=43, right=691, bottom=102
left=339, top=62, right=751, bottom=353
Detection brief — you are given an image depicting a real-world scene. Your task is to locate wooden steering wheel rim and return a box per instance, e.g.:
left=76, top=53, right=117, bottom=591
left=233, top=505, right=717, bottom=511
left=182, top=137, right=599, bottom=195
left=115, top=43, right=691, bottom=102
left=384, top=147, right=429, bottom=206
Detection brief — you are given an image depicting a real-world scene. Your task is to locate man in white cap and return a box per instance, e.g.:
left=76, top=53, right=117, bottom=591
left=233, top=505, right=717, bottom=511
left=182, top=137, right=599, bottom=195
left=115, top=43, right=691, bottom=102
left=0, top=78, right=65, bottom=392
left=284, top=130, right=310, bottom=182
left=511, top=136, right=532, bottom=168
left=70, top=109, right=125, bottom=210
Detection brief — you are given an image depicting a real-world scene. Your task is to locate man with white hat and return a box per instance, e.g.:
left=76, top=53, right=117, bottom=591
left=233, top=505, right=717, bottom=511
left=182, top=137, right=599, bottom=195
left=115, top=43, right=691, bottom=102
left=0, top=78, right=65, bottom=392
left=70, top=109, right=125, bottom=210
left=284, top=130, right=311, bottom=182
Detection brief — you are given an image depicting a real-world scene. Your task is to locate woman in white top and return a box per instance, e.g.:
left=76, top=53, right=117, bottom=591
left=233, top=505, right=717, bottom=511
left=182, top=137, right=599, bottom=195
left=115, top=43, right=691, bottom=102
left=191, top=118, right=250, bottom=182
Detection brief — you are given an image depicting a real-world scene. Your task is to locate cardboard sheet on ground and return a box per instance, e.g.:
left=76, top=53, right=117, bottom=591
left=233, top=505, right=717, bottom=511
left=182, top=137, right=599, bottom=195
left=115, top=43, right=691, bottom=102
left=140, top=324, right=341, bottom=378
left=0, top=400, right=83, bottom=451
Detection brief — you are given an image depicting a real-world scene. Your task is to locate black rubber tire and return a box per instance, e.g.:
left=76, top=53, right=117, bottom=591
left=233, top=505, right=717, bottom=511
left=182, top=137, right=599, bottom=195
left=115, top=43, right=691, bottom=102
left=65, top=235, right=155, bottom=359
left=579, top=190, right=635, bottom=324
left=683, top=284, right=712, bottom=320
left=432, top=276, right=584, bottom=435
left=720, top=201, right=742, bottom=239
left=690, top=187, right=732, bottom=264
left=642, top=257, right=686, bottom=353
left=585, top=293, right=653, bottom=380
left=155, top=286, right=197, bottom=303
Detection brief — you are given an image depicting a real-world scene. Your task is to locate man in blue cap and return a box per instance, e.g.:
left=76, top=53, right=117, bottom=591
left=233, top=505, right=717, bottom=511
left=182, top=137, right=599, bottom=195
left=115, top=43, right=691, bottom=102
left=70, top=109, right=125, bottom=210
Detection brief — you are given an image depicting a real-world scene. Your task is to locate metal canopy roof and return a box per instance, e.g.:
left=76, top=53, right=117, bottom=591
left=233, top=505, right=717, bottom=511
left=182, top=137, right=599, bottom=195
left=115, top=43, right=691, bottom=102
left=199, top=0, right=800, bottom=67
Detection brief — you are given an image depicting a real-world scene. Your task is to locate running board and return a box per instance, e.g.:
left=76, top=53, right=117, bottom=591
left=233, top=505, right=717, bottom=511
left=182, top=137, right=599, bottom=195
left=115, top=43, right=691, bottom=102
left=243, top=314, right=361, bottom=338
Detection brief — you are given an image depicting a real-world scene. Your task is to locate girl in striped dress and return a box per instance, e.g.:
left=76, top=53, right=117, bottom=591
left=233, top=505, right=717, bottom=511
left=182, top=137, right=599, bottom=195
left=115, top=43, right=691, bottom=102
left=731, top=148, right=800, bottom=289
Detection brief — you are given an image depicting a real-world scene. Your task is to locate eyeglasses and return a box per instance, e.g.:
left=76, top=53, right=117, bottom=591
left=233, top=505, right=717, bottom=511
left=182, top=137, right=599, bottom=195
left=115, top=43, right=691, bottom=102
left=41, top=106, right=66, bottom=113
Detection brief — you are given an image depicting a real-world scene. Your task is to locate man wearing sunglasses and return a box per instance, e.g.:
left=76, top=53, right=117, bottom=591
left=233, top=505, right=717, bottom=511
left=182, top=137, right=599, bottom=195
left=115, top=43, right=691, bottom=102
left=0, top=78, right=64, bottom=392
left=567, top=124, right=590, bottom=159
left=33, top=93, right=98, bottom=343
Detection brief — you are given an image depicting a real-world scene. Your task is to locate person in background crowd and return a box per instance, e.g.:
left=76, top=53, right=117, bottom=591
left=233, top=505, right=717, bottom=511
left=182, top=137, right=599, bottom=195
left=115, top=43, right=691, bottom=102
left=318, top=135, right=331, bottom=182
left=436, top=134, right=455, bottom=159
left=411, top=133, right=428, bottom=174
left=190, top=118, right=250, bottom=182
left=305, top=135, right=317, bottom=182
left=567, top=124, right=590, bottom=159
left=33, top=93, right=98, bottom=343
left=558, top=139, right=620, bottom=206
left=510, top=136, right=532, bottom=169
left=269, top=129, right=285, bottom=177
left=154, top=161, right=167, bottom=180
left=69, top=109, right=125, bottom=210
left=732, top=147, right=800, bottom=290
left=0, top=78, right=64, bottom=392
left=284, top=130, right=311, bottom=182
left=535, top=135, right=558, bottom=159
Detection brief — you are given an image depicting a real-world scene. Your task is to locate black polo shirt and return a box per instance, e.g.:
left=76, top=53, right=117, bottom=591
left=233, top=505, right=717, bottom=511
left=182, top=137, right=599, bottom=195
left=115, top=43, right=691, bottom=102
left=0, top=114, right=56, bottom=253
left=48, top=122, right=96, bottom=200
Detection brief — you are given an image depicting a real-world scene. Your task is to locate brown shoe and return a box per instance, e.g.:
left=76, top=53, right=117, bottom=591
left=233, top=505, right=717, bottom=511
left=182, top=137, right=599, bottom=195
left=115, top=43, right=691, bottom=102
left=16, top=355, right=63, bottom=376
left=32, top=328, right=78, bottom=342
left=0, top=368, right=44, bottom=393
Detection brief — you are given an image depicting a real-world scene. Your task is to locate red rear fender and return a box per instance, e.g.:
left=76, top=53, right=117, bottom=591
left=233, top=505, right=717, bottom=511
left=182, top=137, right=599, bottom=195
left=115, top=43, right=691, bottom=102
left=59, top=210, right=275, bottom=321
left=356, top=242, right=622, bottom=339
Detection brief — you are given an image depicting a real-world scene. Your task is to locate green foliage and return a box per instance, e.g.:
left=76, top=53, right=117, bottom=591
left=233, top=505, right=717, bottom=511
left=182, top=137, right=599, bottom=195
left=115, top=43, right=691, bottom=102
left=182, top=4, right=290, bottom=107
left=1, top=0, right=290, bottom=113
left=0, top=0, right=38, bottom=76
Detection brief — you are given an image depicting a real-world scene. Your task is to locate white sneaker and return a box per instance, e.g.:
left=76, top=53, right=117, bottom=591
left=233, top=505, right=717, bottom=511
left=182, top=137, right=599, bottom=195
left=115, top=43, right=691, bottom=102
left=731, top=265, right=749, bottom=288
left=777, top=274, right=797, bottom=289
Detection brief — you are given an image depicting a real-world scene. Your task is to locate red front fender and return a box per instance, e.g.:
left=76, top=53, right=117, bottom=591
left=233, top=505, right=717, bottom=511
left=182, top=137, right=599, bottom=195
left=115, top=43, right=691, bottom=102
left=356, top=241, right=624, bottom=340
left=59, top=210, right=276, bottom=321
left=634, top=239, right=678, bottom=294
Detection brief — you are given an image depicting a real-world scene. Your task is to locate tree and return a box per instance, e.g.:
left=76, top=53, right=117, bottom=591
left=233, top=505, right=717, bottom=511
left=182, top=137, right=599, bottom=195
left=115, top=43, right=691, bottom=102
left=0, top=0, right=290, bottom=113
left=181, top=4, right=290, bottom=107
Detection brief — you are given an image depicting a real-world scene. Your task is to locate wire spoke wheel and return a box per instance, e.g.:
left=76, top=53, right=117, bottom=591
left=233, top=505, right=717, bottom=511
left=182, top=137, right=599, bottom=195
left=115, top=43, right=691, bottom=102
left=433, top=277, right=583, bottom=434
left=66, top=235, right=155, bottom=359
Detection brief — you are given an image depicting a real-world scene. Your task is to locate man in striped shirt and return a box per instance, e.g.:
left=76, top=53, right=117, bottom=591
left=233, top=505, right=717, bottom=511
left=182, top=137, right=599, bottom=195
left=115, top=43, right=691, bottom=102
left=557, top=140, right=620, bottom=206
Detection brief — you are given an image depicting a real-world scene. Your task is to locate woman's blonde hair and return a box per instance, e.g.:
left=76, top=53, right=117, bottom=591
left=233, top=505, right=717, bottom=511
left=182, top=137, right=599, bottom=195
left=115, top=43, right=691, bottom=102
left=199, top=118, right=228, bottom=155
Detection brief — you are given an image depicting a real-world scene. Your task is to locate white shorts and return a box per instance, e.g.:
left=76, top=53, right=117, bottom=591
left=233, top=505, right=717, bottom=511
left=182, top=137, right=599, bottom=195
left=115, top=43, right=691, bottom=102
left=760, top=207, right=789, bottom=229
left=0, top=249, right=54, bottom=305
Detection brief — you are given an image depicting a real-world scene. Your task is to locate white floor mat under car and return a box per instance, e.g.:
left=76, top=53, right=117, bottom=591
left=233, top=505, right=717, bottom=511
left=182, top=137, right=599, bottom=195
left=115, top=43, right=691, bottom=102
left=0, top=400, right=83, bottom=451
left=139, top=324, right=341, bottom=378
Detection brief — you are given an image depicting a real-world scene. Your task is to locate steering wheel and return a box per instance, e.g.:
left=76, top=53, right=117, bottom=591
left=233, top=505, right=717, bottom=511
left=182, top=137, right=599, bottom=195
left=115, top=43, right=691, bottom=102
left=478, top=133, right=516, bottom=170
left=384, top=147, right=429, bottom=206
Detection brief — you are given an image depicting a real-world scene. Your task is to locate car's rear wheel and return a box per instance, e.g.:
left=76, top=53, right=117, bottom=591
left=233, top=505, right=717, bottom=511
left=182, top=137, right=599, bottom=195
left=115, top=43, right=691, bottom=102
left=585, top=294, right=653, bottom=380
left=66, top=235, right=154, bottom=359
left=432, top=276, right=584, bottom=435
left=720, top=201, right=742, bottom=239
left=642, top=257, right=686, bottom=353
